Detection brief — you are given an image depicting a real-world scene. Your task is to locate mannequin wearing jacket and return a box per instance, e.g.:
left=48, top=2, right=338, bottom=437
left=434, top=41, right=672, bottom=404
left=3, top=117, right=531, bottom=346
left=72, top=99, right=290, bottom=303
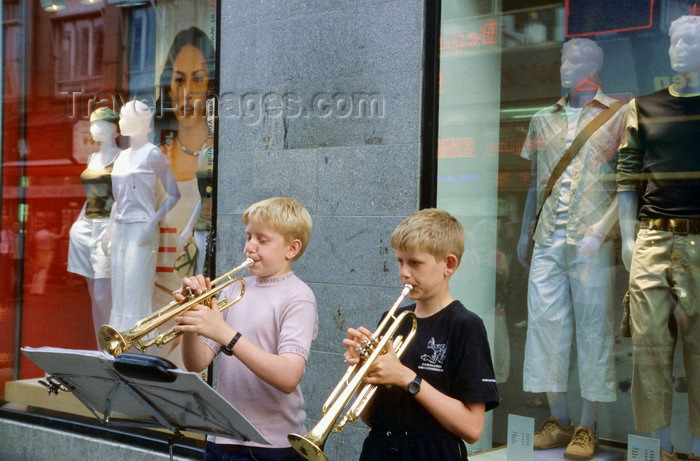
left=518, top=38, right=626, bottom=459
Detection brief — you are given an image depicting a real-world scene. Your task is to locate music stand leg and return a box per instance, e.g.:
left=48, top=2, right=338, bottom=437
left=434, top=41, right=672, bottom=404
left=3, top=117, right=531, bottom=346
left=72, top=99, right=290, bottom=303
left=168, top=431, right=183, bottom=461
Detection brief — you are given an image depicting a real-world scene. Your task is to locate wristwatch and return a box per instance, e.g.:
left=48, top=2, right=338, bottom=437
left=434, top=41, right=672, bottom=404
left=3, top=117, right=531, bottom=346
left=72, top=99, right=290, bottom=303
left=407, top=374, right=422, bottom=396
left=220, top=332, right=242, bottom=356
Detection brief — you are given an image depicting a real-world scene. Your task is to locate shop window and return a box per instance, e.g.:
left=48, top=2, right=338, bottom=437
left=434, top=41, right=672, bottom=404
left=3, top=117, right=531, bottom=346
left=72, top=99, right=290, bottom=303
left=435, top=0, right=698, bottom=457
left=0, top=1, right=218, bottom=428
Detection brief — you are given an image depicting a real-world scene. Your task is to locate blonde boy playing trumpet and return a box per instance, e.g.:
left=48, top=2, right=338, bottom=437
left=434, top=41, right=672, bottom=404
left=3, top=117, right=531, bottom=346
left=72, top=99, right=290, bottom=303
left=343, top=208, right=499, bottom=461
left=173, top=197, right=317, bottom=461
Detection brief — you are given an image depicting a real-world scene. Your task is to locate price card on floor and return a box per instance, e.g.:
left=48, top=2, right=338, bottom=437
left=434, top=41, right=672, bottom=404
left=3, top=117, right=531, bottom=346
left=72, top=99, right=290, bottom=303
left=627, top=435, right=659, bottom=461
left=507, top=414, right=534, bottom=460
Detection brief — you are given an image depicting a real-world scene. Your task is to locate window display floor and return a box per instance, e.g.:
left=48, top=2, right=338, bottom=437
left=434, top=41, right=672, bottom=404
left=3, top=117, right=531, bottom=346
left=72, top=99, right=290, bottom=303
left=471, top=445, right=625, bottom=460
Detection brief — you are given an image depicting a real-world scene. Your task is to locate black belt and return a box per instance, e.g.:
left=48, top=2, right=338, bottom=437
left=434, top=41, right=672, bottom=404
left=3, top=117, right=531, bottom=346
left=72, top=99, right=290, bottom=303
left=640, top=218, right=700, bottom=234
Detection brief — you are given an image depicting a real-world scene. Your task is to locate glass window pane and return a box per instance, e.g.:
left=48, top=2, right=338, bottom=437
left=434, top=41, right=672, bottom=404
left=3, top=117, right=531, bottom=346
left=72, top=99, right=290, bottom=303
left=0, top=1, right=218, bottom=410
left=436, top=0, right=697, bottom=456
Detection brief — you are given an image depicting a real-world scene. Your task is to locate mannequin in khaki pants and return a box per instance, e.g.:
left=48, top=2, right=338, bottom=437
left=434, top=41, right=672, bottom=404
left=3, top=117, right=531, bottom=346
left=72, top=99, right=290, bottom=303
left=617, top=15, right=700, bottom=461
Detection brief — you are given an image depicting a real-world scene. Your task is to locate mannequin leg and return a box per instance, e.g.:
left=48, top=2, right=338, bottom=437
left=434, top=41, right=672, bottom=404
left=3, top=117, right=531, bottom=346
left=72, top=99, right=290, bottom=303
left=651, top=425, right=672, bottom=454
left=523, top=230, right=573, bottom=398
left=109, top=222, right=157, bottom=333
left=579, top=399, right=598, bottom=430
left=691, top=436, right=700, bottom=455
left=629, top=230, right=677, bottom=432
left=547, top=391, right=570, bottom=425
left=87, top=277, right=112, bottom=348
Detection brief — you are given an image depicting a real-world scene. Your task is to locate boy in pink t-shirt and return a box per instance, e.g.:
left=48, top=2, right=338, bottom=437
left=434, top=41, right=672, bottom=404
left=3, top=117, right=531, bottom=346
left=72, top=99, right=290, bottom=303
left=173, top=197, right=318, bottom=461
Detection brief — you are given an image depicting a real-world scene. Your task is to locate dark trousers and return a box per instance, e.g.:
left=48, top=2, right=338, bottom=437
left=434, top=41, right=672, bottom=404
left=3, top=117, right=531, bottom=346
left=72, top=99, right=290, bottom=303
left=205, top=442, right=305, bottom=461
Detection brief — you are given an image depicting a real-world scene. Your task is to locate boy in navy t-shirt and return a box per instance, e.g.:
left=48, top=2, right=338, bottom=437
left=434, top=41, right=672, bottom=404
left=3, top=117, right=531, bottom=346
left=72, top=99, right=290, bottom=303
left=343, top=208, right=499, bottom=461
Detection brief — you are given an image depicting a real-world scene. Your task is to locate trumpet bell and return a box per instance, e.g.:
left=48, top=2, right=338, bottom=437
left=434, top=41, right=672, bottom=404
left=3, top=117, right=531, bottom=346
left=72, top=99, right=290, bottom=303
left=288, top=434, right=329, bottom=461
left=99, top=325, right=128, bottom=356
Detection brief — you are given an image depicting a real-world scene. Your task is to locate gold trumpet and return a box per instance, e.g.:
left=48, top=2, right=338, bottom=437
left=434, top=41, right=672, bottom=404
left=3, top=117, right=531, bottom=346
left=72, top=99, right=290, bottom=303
left=288, top=284, right=416, bottom=461
left=98, top=258, right=254, bottom=356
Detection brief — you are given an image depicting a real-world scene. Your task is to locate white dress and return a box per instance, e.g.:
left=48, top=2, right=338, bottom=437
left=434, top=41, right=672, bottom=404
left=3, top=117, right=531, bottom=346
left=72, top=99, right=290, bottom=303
left=109, top=143, right=166, bottom=332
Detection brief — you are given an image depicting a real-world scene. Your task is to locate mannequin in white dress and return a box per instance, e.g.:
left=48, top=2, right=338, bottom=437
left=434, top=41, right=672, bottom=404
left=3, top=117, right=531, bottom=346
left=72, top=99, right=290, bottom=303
left=107, top=100, right=180, bottom=334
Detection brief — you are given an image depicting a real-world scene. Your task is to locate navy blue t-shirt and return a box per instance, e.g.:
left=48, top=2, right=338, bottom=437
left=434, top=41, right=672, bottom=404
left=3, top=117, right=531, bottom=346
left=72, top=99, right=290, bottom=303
left=359, top=300, right=499, bottom=461
left=635, top=89, right=700, bottom=218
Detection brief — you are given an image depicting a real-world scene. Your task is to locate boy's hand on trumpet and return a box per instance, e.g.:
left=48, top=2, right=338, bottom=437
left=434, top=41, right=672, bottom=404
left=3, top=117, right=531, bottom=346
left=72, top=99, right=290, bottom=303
left=342, top=326, right=374, bottom=365
left=342, top=330, right=415, bottom=391
left=173, top=297, right=230, bottom=343
left=172, top=274, right=235, bottom=345
left=364, top=339, right=414, bottom=390
left=172, top=274, right=211, bottom=301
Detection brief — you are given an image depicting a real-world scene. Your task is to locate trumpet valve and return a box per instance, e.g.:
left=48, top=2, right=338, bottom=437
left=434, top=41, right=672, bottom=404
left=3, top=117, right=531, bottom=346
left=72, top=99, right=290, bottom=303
left=332, top=417, right=349, bottom=433
left=358, top=337, right=377, bottom=360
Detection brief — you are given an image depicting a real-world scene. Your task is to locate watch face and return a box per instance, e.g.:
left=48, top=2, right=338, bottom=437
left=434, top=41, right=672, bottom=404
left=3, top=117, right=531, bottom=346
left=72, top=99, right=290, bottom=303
left=408, top=378, right=421, bottom=395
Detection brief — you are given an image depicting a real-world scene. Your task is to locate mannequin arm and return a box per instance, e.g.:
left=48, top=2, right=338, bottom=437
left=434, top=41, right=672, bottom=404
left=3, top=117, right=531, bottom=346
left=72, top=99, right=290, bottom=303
left=137, top=147, right=181, bottom=246
left=615, top=100, right=643, bottom=271
left=517, top=161, right=538, bottom=268
left=577, top=195, right=620, bottom=258
left=102, top=202, right=116, bottom=255
left=618, top=191, right=638, bottom=271
left=73, top=153, right=96, bottom=224
left=75, top=202, right=87, bottom=222
left=178, top=200, right=201, bottom=250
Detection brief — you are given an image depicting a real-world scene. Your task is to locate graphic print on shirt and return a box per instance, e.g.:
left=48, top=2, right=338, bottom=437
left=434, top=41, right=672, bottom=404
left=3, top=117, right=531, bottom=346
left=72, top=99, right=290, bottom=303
left=418, top=337, right=447, bottom=373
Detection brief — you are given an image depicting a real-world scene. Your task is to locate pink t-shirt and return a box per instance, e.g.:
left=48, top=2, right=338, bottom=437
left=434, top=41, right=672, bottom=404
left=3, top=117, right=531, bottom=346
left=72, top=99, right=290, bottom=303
left=202, top=271, right=318, bottom=448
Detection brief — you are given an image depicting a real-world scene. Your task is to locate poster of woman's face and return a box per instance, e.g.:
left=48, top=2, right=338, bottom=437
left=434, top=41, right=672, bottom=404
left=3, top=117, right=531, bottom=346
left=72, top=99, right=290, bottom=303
left=151, top=1, right=217, bottom=366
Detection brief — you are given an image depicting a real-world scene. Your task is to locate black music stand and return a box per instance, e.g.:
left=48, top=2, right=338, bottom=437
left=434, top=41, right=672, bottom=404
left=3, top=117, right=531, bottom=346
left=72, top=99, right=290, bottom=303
left=21, top=346, right=269, bottom=460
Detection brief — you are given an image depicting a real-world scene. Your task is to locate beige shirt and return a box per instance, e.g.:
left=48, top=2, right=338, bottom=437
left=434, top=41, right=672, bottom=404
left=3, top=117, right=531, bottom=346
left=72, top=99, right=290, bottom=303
left=521, top=91, right=627, bottom=245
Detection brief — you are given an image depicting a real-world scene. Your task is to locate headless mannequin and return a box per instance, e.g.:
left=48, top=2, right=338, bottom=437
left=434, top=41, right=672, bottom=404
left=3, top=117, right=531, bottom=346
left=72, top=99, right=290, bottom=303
left=177, top=144, right=213, bottom=275
left=518, top=39, right=622, bottom=445
left=618, top=16, right=700, bottom=457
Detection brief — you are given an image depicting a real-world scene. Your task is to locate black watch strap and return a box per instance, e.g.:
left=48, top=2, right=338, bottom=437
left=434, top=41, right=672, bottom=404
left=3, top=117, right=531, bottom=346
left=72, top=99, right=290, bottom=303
left=220, top=332, right=242, bottom=356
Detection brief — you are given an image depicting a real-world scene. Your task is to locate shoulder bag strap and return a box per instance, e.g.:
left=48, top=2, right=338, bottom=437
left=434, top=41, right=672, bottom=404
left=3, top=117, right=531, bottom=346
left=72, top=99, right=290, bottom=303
left=534, top=100, right=625, bottom=223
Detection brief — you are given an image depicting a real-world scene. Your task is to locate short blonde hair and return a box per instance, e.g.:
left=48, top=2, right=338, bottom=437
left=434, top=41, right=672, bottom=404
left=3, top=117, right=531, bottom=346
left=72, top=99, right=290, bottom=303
left=390, top=208, right=465, bottom=265
left=243, top=197, right=312, bottom=260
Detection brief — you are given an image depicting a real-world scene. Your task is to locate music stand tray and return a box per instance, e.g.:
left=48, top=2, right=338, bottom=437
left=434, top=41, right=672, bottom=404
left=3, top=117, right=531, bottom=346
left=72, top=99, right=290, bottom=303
left=21, top=347, right=269, bottom=458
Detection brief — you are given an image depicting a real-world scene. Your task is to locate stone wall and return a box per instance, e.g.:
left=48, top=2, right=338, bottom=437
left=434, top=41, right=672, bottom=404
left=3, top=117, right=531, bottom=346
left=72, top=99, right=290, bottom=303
left=216, top=1, right=427, bottom=459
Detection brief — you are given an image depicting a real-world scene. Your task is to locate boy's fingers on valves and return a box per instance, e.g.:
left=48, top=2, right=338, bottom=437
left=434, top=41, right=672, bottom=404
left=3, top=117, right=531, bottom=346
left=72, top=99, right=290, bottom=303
left=343, top=326, right=375, bottom=363
left=174, top=274, right=211, bottom=300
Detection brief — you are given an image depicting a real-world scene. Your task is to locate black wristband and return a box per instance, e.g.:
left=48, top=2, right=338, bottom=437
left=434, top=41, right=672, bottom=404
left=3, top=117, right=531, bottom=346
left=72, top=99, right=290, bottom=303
left=220, top=332, right=242, bottom=356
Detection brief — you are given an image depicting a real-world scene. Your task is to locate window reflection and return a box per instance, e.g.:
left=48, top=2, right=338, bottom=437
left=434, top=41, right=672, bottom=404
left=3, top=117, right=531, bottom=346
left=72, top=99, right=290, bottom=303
left=0, top=0, right=216, bottom=393
left=56, top=15, right=104, bottom=92
left=437, top=0, right=697, bottom=455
